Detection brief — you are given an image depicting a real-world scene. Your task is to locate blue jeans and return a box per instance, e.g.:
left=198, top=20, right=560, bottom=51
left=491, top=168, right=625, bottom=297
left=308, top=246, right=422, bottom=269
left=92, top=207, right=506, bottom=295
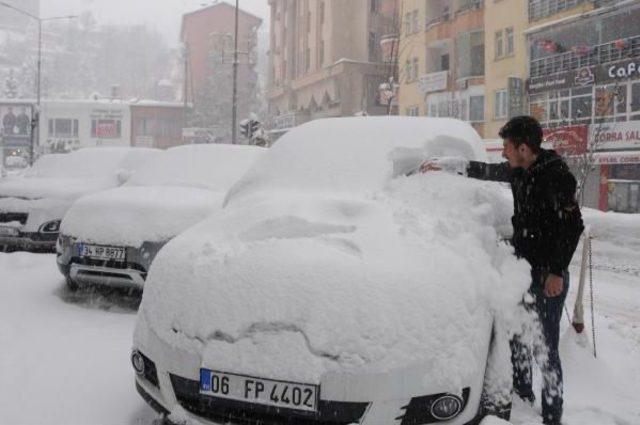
left=511, top=268, right=569, bottom=424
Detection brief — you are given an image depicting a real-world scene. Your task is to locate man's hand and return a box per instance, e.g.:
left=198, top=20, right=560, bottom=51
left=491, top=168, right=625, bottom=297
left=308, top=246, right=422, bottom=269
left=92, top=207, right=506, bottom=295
left=544, top=273, right=564, bottom=298
left=419, top=161, right=442, bottom=173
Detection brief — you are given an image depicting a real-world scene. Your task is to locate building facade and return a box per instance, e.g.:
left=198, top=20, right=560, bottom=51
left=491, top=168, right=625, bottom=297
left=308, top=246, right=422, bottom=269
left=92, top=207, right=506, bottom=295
left=1, top=98, right=187, bottom=162
left=398, top=0, right=486, bottom=136
left=130, top=101, right=186, bottom=150
left=181, top=3, right=262, bottom=140
left=267, top=0, right=398, bottom=137
left=526, top=0, right=640, bottom=212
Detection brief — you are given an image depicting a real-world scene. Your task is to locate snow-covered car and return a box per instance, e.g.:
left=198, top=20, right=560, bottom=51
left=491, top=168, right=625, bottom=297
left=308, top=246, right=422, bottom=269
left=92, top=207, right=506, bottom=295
left=56, top=144, right=264, bottom=291
left=0, top=148, right=158, bottom=252
left=132, top=117, right=530, bottom=425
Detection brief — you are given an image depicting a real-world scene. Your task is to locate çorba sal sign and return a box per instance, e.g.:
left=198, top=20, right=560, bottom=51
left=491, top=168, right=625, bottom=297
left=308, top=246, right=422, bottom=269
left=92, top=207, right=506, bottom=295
left=590, top=121, right=640, bottom=151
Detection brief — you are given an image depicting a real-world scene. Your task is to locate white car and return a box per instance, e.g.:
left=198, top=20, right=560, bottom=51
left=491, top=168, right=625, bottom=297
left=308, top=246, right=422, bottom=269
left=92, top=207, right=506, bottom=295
left=132, top=117, right=529, bottom=425
left=56, top=144, right=265, bottom=291
left=0, top=148, right=158, bottom=252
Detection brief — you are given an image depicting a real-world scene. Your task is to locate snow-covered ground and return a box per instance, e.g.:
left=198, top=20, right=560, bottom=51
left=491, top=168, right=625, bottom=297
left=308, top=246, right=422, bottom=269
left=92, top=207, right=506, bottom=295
left=1, top=209, right=639, bottom=425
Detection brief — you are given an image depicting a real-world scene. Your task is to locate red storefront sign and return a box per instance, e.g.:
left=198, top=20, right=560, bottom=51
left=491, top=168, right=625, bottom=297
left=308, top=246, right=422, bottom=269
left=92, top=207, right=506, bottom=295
left=543, top=125, right=589, bottom=156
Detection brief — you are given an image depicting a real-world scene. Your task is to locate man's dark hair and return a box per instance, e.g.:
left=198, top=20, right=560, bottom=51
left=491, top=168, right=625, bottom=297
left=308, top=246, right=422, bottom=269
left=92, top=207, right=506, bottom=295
left=499, top=116, right=543, bottom=153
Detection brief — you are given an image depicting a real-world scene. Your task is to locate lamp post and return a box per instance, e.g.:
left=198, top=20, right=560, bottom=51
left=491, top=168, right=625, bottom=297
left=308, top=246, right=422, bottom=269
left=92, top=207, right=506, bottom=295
left=231, top=0, right=239, bottom=144
left=0, top=1, right=77, bottom=164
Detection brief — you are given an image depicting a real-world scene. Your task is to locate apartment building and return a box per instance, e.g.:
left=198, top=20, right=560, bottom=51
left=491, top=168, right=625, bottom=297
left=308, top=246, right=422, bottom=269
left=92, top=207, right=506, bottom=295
left=398, top=0, right=486, bottom=136
left=525, top=0, right=640, bottom=212
left=267, top=0, right=398, bottom=136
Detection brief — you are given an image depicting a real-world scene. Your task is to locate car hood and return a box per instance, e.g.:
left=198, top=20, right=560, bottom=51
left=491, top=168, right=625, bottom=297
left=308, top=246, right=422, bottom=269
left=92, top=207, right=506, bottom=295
left=138, top=173, right=530, bottom=385
left=61, top=186, right=222, bottom=247
left=0, top=177, right=116, bottom=201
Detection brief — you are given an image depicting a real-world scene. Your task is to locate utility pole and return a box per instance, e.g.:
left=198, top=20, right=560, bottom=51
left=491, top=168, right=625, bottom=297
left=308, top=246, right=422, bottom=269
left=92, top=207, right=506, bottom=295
left=231, top=0, right=240, bottom=144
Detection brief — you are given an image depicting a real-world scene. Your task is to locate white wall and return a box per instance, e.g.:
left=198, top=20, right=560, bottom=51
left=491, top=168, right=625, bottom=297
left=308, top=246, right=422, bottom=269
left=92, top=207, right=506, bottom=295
left=38, top=100, right=131, bottom=152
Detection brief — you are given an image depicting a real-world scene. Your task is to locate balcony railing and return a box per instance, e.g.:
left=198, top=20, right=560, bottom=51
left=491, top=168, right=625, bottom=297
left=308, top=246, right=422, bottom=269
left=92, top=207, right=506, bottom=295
left=530, top=34, right=640, bottom=78
left=528, top=0, right=589, bottom=22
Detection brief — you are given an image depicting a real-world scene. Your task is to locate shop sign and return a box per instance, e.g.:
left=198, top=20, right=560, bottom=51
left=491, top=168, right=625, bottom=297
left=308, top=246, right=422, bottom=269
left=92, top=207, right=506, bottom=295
left=529, top=58, right=640, bottom=94
left=527, top=66, right=595, bottom=95
left=596, top=58, right=640, bottom=83
left=508, top=77, right=524, bottom=118
left=590, top=121, right=640, bottom=151
left=594, top=152, right=640, bottom=165
left=543, top=125, right=588, bottom=156
left=418, top=71, right=448, bottom=94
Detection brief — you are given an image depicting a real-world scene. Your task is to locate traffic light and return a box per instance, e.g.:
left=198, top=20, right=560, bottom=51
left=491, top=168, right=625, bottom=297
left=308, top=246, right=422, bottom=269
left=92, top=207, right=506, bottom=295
left=239, top=119, right=250, bottom=139
left=240, top=119, right=261, bottom=140
left=250, top=120, right=261, bottom=137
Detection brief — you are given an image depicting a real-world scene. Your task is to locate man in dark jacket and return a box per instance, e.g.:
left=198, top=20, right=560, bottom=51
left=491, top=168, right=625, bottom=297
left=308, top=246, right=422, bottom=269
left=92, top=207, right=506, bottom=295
left=422, top=116, right=584, bottom=425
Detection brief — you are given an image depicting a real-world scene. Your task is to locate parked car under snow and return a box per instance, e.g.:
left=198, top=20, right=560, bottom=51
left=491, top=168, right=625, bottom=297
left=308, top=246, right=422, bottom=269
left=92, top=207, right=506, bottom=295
left=0, top=148, right=158, bottom=252
left=56, top=144, right=264, bottom=291
left=132, top=117, right=530, bottom=425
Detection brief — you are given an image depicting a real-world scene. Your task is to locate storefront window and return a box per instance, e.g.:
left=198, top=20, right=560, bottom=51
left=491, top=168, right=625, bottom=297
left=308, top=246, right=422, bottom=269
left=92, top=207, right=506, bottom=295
left=632, top=82, right=640, bottom=114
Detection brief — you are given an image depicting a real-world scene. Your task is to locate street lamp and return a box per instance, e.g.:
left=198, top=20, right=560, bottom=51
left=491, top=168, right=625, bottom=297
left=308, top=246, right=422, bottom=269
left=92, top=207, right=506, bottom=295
left=0, top=1, right=77, bottom=164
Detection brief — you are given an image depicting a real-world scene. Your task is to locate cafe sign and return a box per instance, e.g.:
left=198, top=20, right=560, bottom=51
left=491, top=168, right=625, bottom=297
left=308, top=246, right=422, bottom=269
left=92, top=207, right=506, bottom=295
left=596, top=58, right=640, bottom=82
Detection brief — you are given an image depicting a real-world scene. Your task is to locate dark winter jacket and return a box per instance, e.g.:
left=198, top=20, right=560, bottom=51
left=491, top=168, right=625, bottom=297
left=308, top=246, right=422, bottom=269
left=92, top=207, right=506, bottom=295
left=467, top=149, right=584, bottom=276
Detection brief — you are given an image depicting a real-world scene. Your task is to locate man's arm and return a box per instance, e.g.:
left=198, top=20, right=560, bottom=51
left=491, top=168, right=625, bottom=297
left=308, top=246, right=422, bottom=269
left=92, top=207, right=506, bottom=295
left=466, top=161, right=514, bottom=183
left=545, top=170, right=585, bottom=277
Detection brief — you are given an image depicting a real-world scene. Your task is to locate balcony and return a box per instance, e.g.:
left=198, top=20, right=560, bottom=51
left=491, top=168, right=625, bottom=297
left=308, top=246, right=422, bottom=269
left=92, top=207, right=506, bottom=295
left=530, top=34, right=640, bottom=78
left=528, top=0, right=589, bottom=22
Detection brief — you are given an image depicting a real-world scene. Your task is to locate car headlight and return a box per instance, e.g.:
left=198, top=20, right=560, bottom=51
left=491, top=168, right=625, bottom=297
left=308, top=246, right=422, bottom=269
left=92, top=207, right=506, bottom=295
left=430, top=394, right=463, bottom=421
left=39, top=220, right=61, bottom=233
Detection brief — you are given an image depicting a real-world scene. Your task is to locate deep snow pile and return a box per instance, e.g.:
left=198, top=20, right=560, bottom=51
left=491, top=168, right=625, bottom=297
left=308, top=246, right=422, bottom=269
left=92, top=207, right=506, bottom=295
left=0, top=148, right=159, bottom=200
left=61, top=145, right=264, bottom=247
left=139, top=118, right=530, bottom=392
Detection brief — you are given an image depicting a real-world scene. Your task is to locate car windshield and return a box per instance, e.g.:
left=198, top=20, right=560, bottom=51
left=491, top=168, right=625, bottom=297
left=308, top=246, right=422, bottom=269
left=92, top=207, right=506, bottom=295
left=225, top=117, right=486, bottom=204
left=126, top=144, right=263, bottom=190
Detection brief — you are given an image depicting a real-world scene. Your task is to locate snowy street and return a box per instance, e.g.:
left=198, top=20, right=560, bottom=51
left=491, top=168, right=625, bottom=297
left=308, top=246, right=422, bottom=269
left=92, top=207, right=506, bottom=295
left=1, top=210, right=640, bottom=425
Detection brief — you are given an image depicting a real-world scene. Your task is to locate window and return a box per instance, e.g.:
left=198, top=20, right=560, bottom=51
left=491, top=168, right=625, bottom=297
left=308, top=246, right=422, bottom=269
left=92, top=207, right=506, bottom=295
left=505, top=27, right=514, bottom=55
left=440, top=54, right=449, bottom=71
left=319, top=1, right=325, bottom=24
left=632, top=82, right=640, bottom=117
left=91, top=119, right=122, bottom=139
left=412, top=57, right=419, bottom=81
left=404, top=13, right=411, bottom=35
left=370, top=0, right=378, bottom=13
left=571, top=95, right=592, bottom=122
left=411, top=10, right=419, bottom=33
left=469, top=96, right=485, bottom=122
left=319, top=40, right=325, bottom=66
left=495, top=90, right=508, bottom=119
left=406, top=106, right=420, bottom=116
left=495, top=30, right=503, bottom=58
left=305, top=48, right=310, bottom=72
left=368, top=32, right=378, bottom=62
left=48, top=118, right=78, bottom=137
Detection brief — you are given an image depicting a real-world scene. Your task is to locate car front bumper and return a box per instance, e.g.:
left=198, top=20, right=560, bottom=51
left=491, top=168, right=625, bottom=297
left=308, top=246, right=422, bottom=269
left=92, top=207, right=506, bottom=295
left=56, top=235, right=166, bottom=289
left=132, top=313, right=487, bottom=425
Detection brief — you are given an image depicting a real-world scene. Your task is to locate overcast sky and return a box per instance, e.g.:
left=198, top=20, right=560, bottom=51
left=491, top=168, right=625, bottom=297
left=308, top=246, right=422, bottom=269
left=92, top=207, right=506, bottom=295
left=42, top=0, right=270, bottom=45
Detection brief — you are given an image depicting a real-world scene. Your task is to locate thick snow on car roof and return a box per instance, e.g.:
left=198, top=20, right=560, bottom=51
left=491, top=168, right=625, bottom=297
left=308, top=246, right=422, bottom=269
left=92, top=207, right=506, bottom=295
left=127, top=144, right=265, bottom=191
left=226, top=116, right=487, bottom=204
left=25, top=148, right=157, bottom=179
left=140, top=118, right=529, bottom=389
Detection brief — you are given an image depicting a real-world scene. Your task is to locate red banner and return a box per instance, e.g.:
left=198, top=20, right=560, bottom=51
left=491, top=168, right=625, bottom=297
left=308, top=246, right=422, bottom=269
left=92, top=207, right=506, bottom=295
left=543, top=125, right=589, bottom=156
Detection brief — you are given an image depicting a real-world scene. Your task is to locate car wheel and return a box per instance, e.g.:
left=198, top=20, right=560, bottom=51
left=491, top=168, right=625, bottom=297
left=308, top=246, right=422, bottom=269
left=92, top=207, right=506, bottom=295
left=66, top=275, right=80, bottom=292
